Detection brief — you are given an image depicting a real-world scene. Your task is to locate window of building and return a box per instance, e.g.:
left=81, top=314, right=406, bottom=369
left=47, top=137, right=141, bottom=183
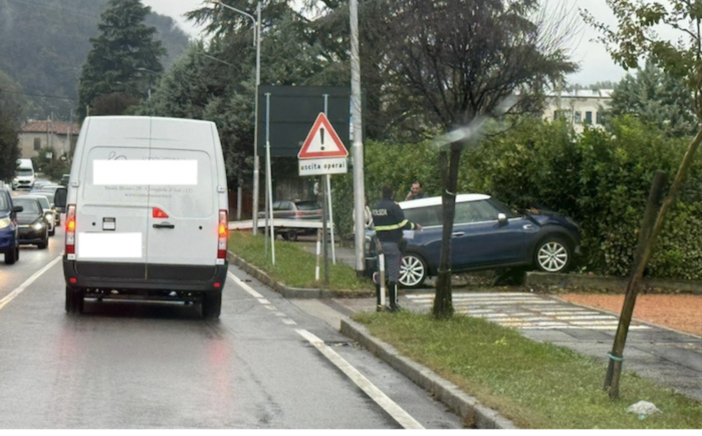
left=574, top=111, right=582, bottom=123
left=585, top=111, right=593, bottom=125
left=33, top=138, right=41, bottom=151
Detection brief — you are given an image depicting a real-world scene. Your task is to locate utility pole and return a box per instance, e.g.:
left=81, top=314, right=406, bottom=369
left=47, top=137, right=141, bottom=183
left=350, top=0, right=366, bottom=277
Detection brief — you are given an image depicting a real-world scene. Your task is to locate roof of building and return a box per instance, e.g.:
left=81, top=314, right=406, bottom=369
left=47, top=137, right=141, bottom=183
left=20, top=120, right=80, bottom=135
left=547, top=89, right=614, bottom=99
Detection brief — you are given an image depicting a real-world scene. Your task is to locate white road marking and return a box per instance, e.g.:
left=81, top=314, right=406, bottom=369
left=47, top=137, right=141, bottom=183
left=296, top=329, right=425, bottom=430
left=227, top=272, right=263, bottom=298
left=0, top=256, right=62, bottom=311
left=282, top=319, right=297, bottom=325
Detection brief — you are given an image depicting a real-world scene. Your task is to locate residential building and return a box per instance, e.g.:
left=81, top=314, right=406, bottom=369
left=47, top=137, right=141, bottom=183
left=543, top=89, right=613, bottom=133
left=18, top=120, right=80, bottom=160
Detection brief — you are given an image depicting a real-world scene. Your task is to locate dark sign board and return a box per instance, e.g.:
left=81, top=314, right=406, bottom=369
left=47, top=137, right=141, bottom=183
left=257, top=86, right=352, bottom=157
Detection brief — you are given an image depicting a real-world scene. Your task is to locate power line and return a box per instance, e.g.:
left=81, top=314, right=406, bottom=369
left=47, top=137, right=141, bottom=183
left=0, top=89, right=76, bottom=101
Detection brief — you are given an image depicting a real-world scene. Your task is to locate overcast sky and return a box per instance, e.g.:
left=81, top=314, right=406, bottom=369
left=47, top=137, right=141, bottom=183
left=142, top=0, right=629, bottom=86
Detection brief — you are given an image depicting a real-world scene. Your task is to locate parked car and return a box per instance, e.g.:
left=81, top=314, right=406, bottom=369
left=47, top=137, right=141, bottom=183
left=365, top=194, right=581, bottom=288
left=26, top=194, right=56, bottom=236
left=12, top=197, right=49, bottom=249
left=258, top=200, right=322, bottom=241
left=0, top=182, right=22, bottom=264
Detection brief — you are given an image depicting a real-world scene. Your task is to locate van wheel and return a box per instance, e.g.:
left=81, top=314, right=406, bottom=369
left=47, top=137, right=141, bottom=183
left=4, top=245, right=17, bottom=265
left=202, top=291, right=222, bottom=319
left=65, top=286, right=84, bottom=314
left=285, top=230, right=298, bottom=241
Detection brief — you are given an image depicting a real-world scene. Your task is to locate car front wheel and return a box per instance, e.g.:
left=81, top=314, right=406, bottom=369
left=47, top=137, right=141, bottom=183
left=535, top=237, right=572, bottom=273
left=400, top=253, right=428, bottom=288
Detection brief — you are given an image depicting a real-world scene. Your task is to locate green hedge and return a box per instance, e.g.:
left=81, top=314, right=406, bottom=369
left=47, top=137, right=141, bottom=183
left=331, top=115, right=702, bottom=280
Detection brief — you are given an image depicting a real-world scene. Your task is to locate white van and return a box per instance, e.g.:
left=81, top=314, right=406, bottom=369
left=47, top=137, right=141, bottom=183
left=13, top=159, right=35, bottom=190
left=62, top=116, right=229, bottom=318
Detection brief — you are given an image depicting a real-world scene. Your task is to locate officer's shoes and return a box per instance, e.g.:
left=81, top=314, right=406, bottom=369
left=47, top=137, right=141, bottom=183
left=387, top=304, right=403, bottom=313
left=376, top=305, right=386, bottom=313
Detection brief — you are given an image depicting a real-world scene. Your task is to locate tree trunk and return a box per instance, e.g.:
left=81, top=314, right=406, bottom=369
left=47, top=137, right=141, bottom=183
left=432, top=142, right=462, bottom=319
left=602, top=126, right=702, bottom=398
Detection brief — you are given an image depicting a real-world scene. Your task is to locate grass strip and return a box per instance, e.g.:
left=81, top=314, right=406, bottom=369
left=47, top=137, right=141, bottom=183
left=353, top=311, right=702, bottom=429
left=228, top=230, right=368, bottom=293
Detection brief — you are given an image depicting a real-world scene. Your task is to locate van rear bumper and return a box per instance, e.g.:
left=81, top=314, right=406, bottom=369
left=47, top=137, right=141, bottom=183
left=63, top=257, right=228, bottom=292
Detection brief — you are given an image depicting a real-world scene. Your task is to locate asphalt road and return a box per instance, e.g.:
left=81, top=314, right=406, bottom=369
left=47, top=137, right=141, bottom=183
left=0, top=215, right=463, bottom=429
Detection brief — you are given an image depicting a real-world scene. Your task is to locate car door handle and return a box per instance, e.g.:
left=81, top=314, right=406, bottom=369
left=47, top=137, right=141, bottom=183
left=451, top=232, right=465, bottom=238
left=153, top=223, right=175, bottom=229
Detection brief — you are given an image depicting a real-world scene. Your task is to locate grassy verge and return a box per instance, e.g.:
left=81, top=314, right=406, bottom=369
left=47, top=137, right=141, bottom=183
left=352, top=311, right=702, bottom=429
left=228, top=230, right=369, bottom=293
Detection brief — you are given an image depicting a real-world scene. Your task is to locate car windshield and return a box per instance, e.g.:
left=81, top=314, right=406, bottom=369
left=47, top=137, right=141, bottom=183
left=295, top=201, right=320, bottom=211
left=39, top=192, right=55, bottom=204
left=13, top=198, right=40, bottom=214
left=17, top=169, right=33, bottom=176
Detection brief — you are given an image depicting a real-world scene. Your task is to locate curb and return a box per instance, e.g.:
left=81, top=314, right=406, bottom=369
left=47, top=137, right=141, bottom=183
left=526, top=272, right=702, bottom=294
left=226, top=250, right=373, bottom=299
left=340, top=318, right=517, bottom=429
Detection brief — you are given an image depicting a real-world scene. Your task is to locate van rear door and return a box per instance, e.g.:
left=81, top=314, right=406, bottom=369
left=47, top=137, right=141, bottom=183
left=145, top=120, right=220, bottom=280
left=76, top=127, right=152, bottom=279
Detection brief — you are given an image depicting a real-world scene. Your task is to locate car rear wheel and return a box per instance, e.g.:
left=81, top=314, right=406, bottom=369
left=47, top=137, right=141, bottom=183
left=400, top=253, right=428, bottom=288
left=535, top=237, right=572, bottom=273
left=202, top=290, right=222, bottom=319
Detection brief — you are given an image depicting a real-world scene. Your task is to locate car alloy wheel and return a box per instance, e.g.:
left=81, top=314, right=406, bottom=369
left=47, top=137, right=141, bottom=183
left=536, top=237, right=571, bottom=273
left=400, top=253, right=428, bottom=288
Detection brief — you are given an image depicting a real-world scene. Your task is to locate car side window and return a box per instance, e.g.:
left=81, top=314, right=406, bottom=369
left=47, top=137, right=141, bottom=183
left=454, top=200, right=500, bottom=224
left=404, top=204, right=442, bottom=227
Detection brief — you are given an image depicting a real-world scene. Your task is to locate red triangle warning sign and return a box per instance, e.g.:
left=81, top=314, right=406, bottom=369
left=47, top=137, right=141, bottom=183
left=298, top=113, right=349, bottom=159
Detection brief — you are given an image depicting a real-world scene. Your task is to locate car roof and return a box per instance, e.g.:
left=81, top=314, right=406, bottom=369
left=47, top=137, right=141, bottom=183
left=399, top=194, right=490, bottom=209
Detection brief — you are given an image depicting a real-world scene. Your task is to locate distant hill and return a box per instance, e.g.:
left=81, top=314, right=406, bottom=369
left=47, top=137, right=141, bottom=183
left=0, top=0, right=190, bottom=121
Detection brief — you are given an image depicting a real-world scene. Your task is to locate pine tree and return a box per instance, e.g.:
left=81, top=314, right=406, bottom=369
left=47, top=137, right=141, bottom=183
left=78, top=0, right=165, bottom=118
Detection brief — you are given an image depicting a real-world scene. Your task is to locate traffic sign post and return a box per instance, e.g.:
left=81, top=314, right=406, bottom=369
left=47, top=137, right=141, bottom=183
left=298, top=112, right=348, bottom=285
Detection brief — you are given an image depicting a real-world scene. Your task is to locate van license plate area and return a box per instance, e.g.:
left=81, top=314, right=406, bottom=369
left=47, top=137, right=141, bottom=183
left=102, top=217, right=116, bottom=231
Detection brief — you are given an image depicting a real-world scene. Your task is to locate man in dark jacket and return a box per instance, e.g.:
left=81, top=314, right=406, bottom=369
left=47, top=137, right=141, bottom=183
left=372, top=184, right=422, bottom=312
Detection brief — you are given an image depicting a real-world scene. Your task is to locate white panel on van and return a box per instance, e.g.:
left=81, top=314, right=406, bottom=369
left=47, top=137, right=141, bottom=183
left=93, top=160, right=198, bottom=185
left=78, top=232, right=142, bottom=258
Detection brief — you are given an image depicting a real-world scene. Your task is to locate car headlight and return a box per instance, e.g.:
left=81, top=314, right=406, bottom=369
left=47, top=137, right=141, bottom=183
left=0, top=217, right=11, bottom=229
left=33, top=220, right=45, bottom=230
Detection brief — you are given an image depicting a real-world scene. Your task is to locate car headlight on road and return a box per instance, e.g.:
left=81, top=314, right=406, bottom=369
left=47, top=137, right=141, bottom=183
left=0, top=217, right=11, bottom=229
left=33, top=220, right=45, bottom=230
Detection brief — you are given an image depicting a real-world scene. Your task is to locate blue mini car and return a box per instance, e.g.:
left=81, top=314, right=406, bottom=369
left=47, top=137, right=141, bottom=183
left=0, top=183, right=22, bottom=264
left=366, top=194, right=581, bottom=288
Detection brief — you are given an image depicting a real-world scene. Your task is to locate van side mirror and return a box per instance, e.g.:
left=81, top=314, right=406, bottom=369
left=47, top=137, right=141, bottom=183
left=497, top=213, right=507, bottom=224
left=54, top=187, right=67, bottom=212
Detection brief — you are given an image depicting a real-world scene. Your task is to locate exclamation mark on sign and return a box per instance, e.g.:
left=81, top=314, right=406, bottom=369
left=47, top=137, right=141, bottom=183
left=320, top=128, right=325, bottom=150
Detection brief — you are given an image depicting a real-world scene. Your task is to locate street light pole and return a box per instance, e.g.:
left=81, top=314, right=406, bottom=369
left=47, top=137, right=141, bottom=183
left=209, top=0, right=262, bottom=234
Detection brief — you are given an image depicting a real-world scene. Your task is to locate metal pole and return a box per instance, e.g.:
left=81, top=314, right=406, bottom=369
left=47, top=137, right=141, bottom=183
left=350, top=0, right=366, bottom=276
left=323, top=94, right=336, bottom=264
left=252, top=2, right=262, bottom=234
left=266, top=92, right=275, bottom=265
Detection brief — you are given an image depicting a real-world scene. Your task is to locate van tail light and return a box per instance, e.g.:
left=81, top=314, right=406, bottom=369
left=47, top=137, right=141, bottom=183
left=217, top=210, right=228, bottom=260
left=65, top=204, right=76, bottom=255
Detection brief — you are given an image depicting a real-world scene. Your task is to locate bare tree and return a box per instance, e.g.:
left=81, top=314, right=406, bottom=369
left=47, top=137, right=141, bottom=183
left=380, top=0, right=577, bottom=319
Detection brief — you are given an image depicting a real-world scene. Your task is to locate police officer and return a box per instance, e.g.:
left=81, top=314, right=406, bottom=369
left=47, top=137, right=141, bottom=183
left=372, top=184, right=422, bottom=312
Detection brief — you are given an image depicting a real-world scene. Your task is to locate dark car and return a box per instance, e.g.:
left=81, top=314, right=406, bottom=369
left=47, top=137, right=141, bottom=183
left=258, top=200, right=322, bottom=241
left=59, top=174, right=70, bottom=187
left=0, top=183, right=23, bottom=264
left=366, top=194, right=581, bottom=288
left=12, top=197, right=49, bottom=249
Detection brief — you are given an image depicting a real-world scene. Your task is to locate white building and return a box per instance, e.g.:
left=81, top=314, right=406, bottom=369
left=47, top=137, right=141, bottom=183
left=543, top=89, right=613, bottom=133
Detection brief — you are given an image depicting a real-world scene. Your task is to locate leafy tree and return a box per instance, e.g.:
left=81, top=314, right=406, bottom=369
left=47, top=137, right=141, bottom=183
left=379, top=0, right=576, bottom=319
left=584, top=0, right=702, bottom=399
left=78, top=0, right=166, bottom=118
left=606, top=60, right=697, bottom=137
left=0, top=71, right=23, bottom=181
left=0, top=0, right=187, bottom=120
